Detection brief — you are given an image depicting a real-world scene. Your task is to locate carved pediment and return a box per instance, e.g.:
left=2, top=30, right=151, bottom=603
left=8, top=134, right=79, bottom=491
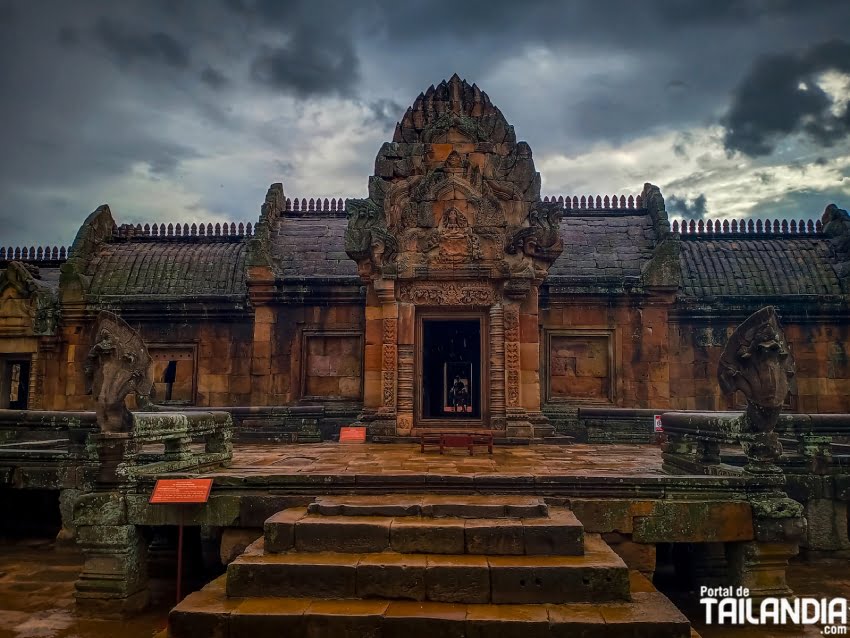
left=0, top=261, right=59, bottom=336
left=345, top=75, right=563, bottom=287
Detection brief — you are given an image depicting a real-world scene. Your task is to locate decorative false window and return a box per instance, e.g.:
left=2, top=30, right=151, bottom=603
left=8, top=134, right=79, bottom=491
left=148, top=346, right=197, bottom=405
left=545, top=330, right=615, bottom=404
left=301, top=332, right=363, bottom=400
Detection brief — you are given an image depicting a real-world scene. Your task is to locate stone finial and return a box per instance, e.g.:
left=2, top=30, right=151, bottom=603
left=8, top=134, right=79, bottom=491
left=394, top=75, right=511, bottom=145
left=60, top=205, right=116, bottom=302
left=822, top=203, right=850, bottom=280
left=718, top=306, right=796, bottom=472
left=84, top=311, right=155, bottom=433
left=641, top=183, right=670, bottom=238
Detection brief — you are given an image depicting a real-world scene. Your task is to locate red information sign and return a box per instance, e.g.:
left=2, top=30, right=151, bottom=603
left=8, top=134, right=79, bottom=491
left=149, top=478, right=213, bottom=504
left=654, top=414, right=663, bottom=433
left=339, top=426, right=366, bottom=444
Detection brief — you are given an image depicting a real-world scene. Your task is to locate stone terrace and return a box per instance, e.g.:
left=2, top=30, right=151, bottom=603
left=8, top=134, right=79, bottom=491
left=198, top=442, right=666, bottom=479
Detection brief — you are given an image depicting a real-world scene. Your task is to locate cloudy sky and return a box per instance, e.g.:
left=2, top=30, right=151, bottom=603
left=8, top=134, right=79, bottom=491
left=2, top=0, right=849, bottom=247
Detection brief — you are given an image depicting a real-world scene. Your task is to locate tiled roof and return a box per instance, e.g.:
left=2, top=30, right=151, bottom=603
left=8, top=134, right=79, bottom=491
left=548, top=213, right=658, bottom=279
left=86, top=239, right=248, bottom=297
left=269, top=212, right=660, bottom=281
left=679, top=237, right=843, bottom=297
left=271, top=216, right=358, bottom=278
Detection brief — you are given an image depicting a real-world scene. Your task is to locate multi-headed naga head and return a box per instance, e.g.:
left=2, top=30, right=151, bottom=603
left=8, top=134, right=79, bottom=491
left=84, top=311, right=155, bottom=433
left=718, top=306, right=796, bottom=433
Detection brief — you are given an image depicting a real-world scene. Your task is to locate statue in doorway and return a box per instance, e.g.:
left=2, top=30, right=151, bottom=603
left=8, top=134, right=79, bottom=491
left=450, top=376, right=469, bottom=413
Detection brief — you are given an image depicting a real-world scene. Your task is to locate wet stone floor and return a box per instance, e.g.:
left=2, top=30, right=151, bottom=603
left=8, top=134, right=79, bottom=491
left=205, top=442, right=669, bottom=478
left=1, top=538, right=848, bottom=637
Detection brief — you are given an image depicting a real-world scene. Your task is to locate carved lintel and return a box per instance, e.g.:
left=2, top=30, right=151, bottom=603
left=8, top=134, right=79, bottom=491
left=398, top=282, right=497, bottom=306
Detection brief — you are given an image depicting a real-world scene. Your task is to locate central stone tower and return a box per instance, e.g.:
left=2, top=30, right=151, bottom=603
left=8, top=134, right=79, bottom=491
left=345, top=74, right=563, bottom=438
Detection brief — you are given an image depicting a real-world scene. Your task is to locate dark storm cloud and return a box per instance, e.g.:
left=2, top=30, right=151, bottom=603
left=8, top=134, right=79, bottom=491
left=56, top=25, right=78, bottom=47
left=667, top=194, right=708, bottom=220
left=748, top=189, right=849, bottom=221
left=250, top=34, right=359, bottom=97
left=355, top=0, right=850, bottom=150
left=723, top=40, right=850, bottom=157
left=93, top=17, right=190, bottom=68
left=200, top=66, right=229, bottom=89
left=219, top=0, right=363, bottom=97
left=2, top=0, right=850, bottom=247
left=365, top=99, right=405, bottom=128
left=0, top=1, right=15, bottom=25
left=672, top=132, right=694, bottom=159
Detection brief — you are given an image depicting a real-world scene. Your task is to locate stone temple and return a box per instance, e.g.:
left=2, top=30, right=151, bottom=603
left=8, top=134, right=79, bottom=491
left=2, top=74, right=848, bottom=433
left=1, top=74, right=849, bottom=635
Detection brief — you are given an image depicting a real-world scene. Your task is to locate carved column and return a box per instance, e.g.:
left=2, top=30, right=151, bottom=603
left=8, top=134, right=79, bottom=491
left=28, top=350, right=42, bottom=409
left=370, top=279, right=398, bottom=435
left=489, top=303, right=506, bottom=430
left=504, top=303, right=521, bottom=409
left=74, top=492, right=150, bottom=616
left=381, top=313, right=397, bottom=413
left=503, top=301, right=531, bottom=437
left=727, top=542, right=798, bottom=599
left=397, top=346, right=414, bottom=434
left=395, top=302, right=415, bottom=435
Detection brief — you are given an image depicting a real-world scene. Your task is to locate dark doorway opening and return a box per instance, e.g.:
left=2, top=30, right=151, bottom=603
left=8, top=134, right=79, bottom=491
left=0, top=488, right=60, bottom=537
left=422, top=319, right=481, bottom=420
left=0, top=359, right=30, bottom=410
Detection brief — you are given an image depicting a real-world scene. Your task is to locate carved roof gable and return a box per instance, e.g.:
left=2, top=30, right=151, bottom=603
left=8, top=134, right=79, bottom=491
left=345, top=75, right=562, bottom=285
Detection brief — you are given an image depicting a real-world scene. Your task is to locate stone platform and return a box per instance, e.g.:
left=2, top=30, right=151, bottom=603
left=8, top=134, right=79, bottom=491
left=206, top=442, right=667, bottom=479
left=169, top=494, right=693, bottom=637
left=59, top=442, right=800, bottom=619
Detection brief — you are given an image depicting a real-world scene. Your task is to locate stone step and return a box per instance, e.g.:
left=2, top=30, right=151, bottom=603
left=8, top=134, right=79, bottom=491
left=307, top=494, right=549, bottom=518
left=265, top=507, right=583, bottom=555
left=226, top=534, right=626, bottom=604
left=170, top=573, right=691, bottom=638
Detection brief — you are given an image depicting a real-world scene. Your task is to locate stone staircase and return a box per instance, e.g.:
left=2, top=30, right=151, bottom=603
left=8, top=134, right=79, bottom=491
left=169, top=495, right=693, bottom=637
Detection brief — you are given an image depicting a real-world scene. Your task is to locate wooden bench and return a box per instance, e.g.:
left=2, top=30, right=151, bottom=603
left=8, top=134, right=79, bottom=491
left=419, top=430, right=494, bottom=455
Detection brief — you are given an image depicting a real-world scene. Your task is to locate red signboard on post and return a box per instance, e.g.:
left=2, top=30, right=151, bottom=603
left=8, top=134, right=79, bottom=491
left=339, top=426, right=366, bottom=444
left=149, top=478, right=213, bottom=504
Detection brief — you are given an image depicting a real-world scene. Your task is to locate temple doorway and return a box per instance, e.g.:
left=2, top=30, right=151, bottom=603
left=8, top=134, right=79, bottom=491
left=417, top=314, right=486, bottom=427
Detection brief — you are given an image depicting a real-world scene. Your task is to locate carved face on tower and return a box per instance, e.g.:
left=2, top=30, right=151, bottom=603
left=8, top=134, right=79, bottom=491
left=718, top=306, right=796, bottom=430
left=344, top=74, right=563, bottom=291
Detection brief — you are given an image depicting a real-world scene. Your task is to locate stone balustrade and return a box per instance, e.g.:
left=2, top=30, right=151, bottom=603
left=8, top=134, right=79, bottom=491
left=673, top=217, right=823, bottom=235
left=661, top=411, right=850, bottom=476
